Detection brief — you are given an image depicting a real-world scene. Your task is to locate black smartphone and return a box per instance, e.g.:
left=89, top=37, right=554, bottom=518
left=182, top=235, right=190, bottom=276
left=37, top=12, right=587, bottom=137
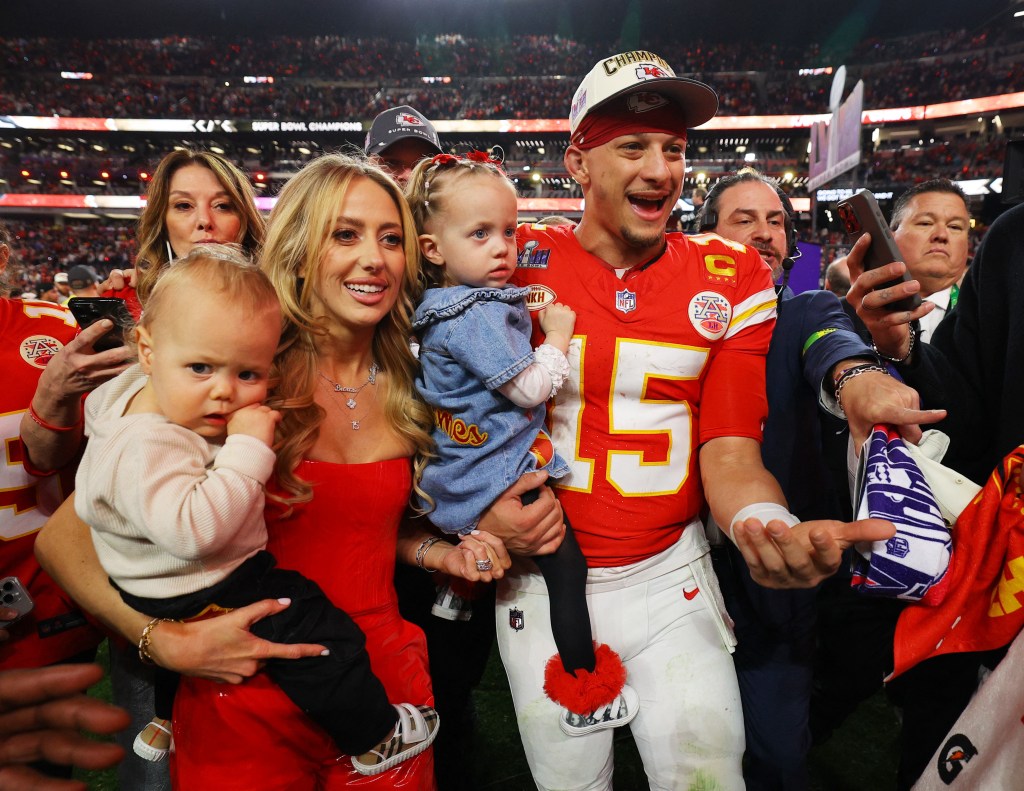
left=0, top=576, right=34, bottom=630
left=836, top=189, right=921, bottom=312
left=69, top=297, right=135, bottom=351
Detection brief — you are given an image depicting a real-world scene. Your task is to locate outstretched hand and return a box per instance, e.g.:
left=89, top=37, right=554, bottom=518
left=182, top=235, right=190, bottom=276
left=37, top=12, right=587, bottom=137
left=734, top=516, right=896, bottom=589
left=0, top=663, right=129, bottom=790
left=147, top=598, right=328, bottom=685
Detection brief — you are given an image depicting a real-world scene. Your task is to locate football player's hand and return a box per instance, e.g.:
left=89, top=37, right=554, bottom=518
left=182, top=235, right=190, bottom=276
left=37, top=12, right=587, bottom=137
left=734, top=516, right=896, bottom=588
left=477, top=471, right=565, bottom=555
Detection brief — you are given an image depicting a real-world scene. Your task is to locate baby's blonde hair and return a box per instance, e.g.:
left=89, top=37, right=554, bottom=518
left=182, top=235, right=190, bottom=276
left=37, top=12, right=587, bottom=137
left=140, top=243, right=280, bottom=333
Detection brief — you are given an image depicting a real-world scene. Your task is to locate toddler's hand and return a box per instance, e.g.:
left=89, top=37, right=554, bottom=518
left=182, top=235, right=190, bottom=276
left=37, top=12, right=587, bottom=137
left=227, top=404, right=281, bottom=447
left=539, top=303, right=576, bottom=343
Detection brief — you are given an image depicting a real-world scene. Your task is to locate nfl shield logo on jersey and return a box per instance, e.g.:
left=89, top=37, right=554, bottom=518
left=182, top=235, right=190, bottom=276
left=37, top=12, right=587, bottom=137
left=509, top=608, right=524, bottom=631
left=615, top=288, right=637, bottom=314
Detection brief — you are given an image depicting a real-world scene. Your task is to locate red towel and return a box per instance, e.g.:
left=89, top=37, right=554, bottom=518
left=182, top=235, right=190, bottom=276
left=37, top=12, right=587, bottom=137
left=892, top=445, right=1024, bottom=679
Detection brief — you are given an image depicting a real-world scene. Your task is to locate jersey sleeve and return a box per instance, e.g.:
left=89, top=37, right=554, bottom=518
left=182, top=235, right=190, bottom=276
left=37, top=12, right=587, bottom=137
left=699, top=246, right=776, bottom=444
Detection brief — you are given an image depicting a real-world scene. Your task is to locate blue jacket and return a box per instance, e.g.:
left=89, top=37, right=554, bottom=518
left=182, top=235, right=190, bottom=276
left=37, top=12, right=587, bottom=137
left=765, top=287, right=874, bottom=520
left=722, top=287, right=877, bottom=642
left=413, top=285, right=569, bottom=534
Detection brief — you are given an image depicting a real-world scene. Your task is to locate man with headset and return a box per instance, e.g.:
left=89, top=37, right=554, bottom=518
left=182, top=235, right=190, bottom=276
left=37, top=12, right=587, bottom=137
left=695, top=170, right=943, bottom=790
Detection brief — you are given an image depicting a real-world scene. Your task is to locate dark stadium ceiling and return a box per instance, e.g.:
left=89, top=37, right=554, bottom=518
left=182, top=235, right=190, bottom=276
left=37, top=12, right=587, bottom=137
left=6, top=0, right=1018, bottom=51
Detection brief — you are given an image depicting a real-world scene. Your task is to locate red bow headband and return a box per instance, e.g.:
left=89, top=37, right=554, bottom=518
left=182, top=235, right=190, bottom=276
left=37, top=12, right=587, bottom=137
left=423, top=149, right=506, bottom=210
left=428, top=149, right=504, bottom=170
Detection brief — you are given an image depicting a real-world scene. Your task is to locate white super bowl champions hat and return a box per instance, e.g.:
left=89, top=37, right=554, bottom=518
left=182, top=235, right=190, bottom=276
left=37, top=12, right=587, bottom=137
left=570, top=50, right=718, bottom=139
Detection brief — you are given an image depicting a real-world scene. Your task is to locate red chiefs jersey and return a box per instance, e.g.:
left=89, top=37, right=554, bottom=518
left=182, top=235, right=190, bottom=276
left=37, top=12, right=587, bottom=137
left=0, top=298, right=102, bottom=668
left=513, top=225, right=776, bottom=567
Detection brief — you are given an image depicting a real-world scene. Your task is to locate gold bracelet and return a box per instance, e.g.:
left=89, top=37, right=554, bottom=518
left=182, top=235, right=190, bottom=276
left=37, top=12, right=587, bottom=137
left=137, top=617, right=180, bottom=665
left=415, top=536, right=445, bottom=572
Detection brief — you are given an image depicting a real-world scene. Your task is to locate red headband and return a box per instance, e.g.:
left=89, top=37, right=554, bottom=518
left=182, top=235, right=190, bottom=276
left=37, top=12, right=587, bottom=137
left=571, top=99, right=689, bottom=150
left=428, top=150, right=503, bottom=170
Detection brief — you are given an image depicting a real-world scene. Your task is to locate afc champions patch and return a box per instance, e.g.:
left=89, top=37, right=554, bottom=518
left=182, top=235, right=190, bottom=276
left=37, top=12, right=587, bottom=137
left=688, top=291, right=732, bottom=341
left=525, top=284, right=556, bottom=312
left=20, top=335, right=64, bottom=369
left=509, top=607, right=524, bottom=631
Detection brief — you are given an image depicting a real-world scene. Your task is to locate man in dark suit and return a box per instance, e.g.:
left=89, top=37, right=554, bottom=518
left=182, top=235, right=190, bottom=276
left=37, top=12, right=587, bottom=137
left=697, top=170, right=943, bottom=791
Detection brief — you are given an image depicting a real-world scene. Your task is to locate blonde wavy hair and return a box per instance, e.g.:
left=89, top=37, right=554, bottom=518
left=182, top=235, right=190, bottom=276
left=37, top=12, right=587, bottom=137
left=135, top=149, right=265, bottom=306
left=259, top=153, right=433, bottom=508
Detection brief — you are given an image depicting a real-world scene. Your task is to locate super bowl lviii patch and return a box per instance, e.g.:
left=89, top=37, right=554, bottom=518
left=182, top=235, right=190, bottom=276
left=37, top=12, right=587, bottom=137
left=688, top=291, right=731, bottom=341
left=517, top=240, right=550, bottom=268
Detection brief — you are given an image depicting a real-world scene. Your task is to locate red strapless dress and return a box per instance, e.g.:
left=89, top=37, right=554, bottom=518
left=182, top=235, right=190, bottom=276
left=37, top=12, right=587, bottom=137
left=171, top=458, right=436, bottom=790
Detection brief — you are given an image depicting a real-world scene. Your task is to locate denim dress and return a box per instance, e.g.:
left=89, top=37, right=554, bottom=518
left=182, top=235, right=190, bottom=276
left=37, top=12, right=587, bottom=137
left=413, top=285, right=569, bottom=534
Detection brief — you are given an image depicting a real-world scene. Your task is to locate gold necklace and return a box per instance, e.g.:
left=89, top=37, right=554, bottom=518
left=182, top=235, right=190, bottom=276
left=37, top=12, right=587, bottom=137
left=318, top=363, right=379, bottom=430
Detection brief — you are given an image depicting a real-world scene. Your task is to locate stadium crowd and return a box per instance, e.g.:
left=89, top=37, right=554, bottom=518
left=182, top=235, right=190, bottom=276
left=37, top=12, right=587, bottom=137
left=0, top=26, right=1022, bottom=121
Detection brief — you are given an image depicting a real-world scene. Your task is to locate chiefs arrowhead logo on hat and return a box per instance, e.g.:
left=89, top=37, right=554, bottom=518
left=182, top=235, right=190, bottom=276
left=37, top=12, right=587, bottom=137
left=627, top=92, right=669, bottom=113
left=364, top=105, right=442, bottom=156
left=636, top=64, right=670, bottom=80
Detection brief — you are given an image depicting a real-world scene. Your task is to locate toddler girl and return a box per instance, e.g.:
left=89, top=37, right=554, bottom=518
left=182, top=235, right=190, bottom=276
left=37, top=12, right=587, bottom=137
left=407, top=153, right=638, bottom=735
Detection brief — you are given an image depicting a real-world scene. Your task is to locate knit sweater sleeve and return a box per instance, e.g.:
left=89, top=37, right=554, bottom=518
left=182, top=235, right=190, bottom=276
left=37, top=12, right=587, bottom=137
left=110, top=426, right=274, bottom=562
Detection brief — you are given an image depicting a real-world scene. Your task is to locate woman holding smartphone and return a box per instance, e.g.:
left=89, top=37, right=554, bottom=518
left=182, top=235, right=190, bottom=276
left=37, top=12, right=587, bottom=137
left=82, top=148, right=267, bottom=790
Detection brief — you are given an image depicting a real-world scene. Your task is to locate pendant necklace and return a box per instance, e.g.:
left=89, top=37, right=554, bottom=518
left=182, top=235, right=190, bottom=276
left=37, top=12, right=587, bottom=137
left=318, top=363, right=379, bottom=430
